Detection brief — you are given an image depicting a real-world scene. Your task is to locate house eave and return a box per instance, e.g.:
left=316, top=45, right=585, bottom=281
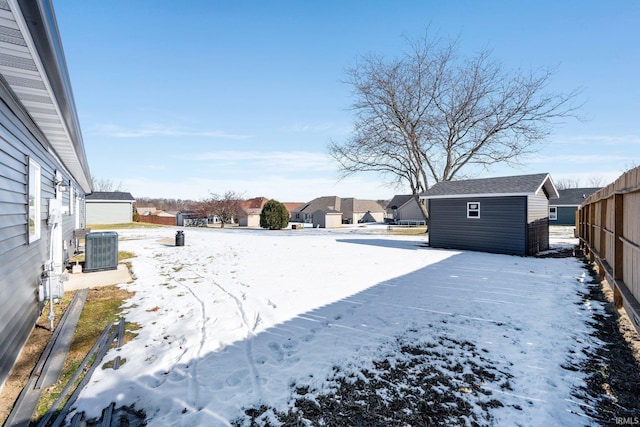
left=1, top=0, right=92, bottom=193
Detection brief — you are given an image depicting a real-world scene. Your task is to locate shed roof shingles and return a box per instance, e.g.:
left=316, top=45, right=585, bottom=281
left=421, top=173, right=557, bottom=198
left=86, top=191, right=135, bottom=201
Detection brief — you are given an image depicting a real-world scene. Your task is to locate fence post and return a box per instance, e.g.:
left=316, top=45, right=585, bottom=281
left=599, top=199, right=607, bottom=260
left=613, top=193, right=624, bottom=308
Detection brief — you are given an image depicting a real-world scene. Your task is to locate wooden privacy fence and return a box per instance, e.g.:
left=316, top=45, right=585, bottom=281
left=137, top=214, right=176, bottom=226
left=577, top=166, right=640, bottom=334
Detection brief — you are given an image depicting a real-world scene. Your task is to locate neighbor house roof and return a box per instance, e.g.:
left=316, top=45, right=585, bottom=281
left=136, top=207, right=175, bottom=217
left=342, top=198, right=385, bottom=213
left=420, top=173, right=559, bottom=200
left=86, top=192, right=135, bottom=202
left=550, top=188, right=601, bottom=207
left=282, top=202, right=305, bottom=213
left=294, top=196, right=387, bottom=215
left=239, top=198, right=305, bottom=216
left=241, top=197, right=269, bottom=210
left=386, top=195, right=414, bottom=210
left=136, top=206, right=157, bottom=215
left=293, top=196, right=342, bottom=214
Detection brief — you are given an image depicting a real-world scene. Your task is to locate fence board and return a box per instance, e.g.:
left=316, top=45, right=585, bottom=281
left=578, top=166, right=640, bottom=334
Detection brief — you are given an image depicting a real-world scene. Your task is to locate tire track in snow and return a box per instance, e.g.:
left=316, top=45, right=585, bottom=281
left=181, top=246, right=264, bottom=403
left=168, top=265, right=208, bottom=411
left=208, top=277, right=264, bottom=402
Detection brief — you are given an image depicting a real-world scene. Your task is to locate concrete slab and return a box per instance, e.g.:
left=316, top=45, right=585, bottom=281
left=65, top=263, right=132, bottom=291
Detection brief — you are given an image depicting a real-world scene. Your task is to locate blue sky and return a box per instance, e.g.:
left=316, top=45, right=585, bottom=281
left=54, top=0, right=639, bottom=202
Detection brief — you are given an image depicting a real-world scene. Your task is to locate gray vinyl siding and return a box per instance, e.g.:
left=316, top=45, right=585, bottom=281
left=552, top=206, right=578, bottom=226
left=428, top=196, right=527, bottom=256
left=0, top=93, right=85, bottom=389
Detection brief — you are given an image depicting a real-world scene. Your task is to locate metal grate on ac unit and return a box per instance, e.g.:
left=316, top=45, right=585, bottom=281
left=84, top=232, right=118, bottom=272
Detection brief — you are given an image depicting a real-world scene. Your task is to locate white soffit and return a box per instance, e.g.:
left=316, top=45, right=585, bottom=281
left=0, top=1, right=90, bottom=191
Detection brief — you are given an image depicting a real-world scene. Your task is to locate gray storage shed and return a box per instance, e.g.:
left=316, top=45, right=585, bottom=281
left=421, top=173, right=559, bottom=256
left=86, top=192, right=135, bottom=225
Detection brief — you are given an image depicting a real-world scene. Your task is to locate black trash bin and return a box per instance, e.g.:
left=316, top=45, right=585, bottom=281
left=175, top=230, right=184, bottom=246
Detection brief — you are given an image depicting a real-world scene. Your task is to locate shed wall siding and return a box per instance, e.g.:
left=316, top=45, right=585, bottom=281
left=428, top=196, right=527, bottom=255
left=526, top=193, right=550, bottom=254
left=0, top=96, right=85, bottom=389
left=527, top=192, right=549, bottom=222
left=86, top=202, right=132, bottom=225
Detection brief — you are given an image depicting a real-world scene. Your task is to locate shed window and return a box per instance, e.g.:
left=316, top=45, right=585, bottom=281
left=549, top=206, right=557, bottom=221
left=467, top=202, right=480, bottom=218
left=28, top=158, right=41, bottom=242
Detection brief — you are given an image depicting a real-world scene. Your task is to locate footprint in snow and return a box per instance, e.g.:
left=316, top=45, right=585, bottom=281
left=268, top=342, right=284, bottom=362
left=225, top=369, right=249, bottom=386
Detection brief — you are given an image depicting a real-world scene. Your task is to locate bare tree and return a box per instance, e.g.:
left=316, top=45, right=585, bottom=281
left=586, top=175, right=606, bottom=188
left=190, top=191, right=244, bottom=228
left=555, top=177, right=582, bottom=190
left=329, top=33, right=582, bottom=218
left=555, top=176, right=606, bottom=190
left=91, top=177, right=125, bottom=192
left=136, top=197, right=193, bottom=212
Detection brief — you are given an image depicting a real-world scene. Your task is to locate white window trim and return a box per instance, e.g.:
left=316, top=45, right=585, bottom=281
left=549, top=206, right=557, bottom=221
left=467, top=201, right=480, bottom=219
left=28, top=158, right=41, bottom=242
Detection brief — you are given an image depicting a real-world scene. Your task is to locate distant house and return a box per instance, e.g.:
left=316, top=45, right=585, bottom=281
left=282, top=202, right=305, bottom=217
left=550, top=188, right=600, bottom=226
left=0, top=1, right=92, bottom=390
left=86, top=192, right=135, bottom=225
left=341, top=198, right=386, bottom=224
left=291, top=196, right=385, bottom=228
left=421, top=173, right=559, bottom=256
left=237, top=198, right=305, bottom=227
left=135, top=206, right=157, bottom=216
left=238, top=197, right=268, bottom=227
left=176, top=210, right=192, bottom=226
left=176, top=210, right=219, bottom=227
left=386, top=195, right=426, bottom=224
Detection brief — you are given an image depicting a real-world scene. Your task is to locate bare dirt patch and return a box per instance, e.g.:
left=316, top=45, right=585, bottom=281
left=570, top=259, right=640, bottom=425
left=0, top=295, right=72, bottom=423
left=0, top=285, right=135, bottom=426
left=233, top=334, right=509, bottom=426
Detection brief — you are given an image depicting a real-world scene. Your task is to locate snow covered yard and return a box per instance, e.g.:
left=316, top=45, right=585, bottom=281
left=71, top=226, right=608, bottom=426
